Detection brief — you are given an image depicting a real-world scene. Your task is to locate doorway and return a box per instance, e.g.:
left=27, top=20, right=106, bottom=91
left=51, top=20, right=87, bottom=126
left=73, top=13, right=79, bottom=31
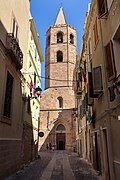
left=56, top=124, right=66, bottom=150
left=92, top=132, right=101, bottom=173
left=102, top=129, right=110, bottom=180
left=56, top=133, right=65, bottom=150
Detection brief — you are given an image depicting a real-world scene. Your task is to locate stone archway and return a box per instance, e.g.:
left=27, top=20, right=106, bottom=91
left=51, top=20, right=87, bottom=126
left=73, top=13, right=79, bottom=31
left=56, top=124, right=66, bottom=150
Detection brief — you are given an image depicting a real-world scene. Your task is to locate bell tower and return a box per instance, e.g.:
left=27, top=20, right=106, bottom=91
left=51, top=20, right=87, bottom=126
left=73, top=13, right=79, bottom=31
left=40, top=7, right=77, bottom=151
left=45, top=7, right=77, bottom=89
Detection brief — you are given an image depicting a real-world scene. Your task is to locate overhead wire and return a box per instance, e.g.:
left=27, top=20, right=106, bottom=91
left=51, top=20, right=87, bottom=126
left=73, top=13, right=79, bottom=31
left=23, top=72, right=77, bottom=83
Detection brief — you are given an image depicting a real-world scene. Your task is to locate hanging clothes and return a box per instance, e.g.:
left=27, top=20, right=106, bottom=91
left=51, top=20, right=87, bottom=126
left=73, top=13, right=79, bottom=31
left=77, top=72, right=82, bottom=88
left=88, top=106, right=92, bottom=123
left=30, top=80, right=36, bottom=97
left=82, top=72, right=85, bottom=91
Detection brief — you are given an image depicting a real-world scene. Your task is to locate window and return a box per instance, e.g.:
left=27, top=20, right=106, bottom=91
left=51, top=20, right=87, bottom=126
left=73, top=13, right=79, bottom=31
left=97, top=0, right=108, bottom=18
left=58, top=97, right=63, bottom=108
left=113, top=25, right=120, bottom=76
left=88, top=72, right=94, bottom=98
left=12, top=18, right=19, bottom=40
left=93, top=18, right=99, bottom=47
left=57, top=32, right=63, bottom=43
left=92, top=66, right=103, bottom=96
left=87, top=72, right=94, bottom=105
left=27, top=95, right=31, bottom=113
left=105, top=41, right=116, bottom=81
left=77, top=72, right=82, bottom=90
left=3, top=71, right=14, bottom=118
left=35, top=48, right=37, bottom=59
left=82, top=97, right=86, bottom=116
left=47, top=35, right=50, bottom=46
left=34, top=72, right=36, bottom=86
left=56, top=124, right=66, bottom=131
left=70, top=34, right=74, bottom=44
left=88, top=39, right=92, bottom=61
left=57, top=51, right=63, bottom=62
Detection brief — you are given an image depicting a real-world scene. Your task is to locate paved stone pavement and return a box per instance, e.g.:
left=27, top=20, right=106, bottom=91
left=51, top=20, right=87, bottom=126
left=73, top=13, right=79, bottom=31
left=6, top=151, right=101, bottom=180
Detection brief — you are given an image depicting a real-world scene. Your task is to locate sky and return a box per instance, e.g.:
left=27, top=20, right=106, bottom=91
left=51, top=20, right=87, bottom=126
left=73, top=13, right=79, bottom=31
left=30, top=0, right=91, bottom=91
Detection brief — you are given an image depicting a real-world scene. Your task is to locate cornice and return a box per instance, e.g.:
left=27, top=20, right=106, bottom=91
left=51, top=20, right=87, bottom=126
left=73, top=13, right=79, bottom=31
left=83, top=0, right=96, bottom=42
left=29, top=18, right=44, bottom=62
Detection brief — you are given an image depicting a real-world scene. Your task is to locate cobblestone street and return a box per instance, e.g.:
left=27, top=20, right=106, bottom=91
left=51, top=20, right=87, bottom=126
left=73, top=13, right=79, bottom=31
left=7, top=151, right=101, bottom=180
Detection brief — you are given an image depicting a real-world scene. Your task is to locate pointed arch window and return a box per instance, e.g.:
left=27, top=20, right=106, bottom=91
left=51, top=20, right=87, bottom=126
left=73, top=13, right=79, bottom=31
left=57, top=32, right=63, bottom=43
left=58, top=97, right=63, bottom=108
left=57, top=51, right=63, bottom=62
left=70, top=34, right=74, bottom=44
left=56, top=124, right=66, bottom=131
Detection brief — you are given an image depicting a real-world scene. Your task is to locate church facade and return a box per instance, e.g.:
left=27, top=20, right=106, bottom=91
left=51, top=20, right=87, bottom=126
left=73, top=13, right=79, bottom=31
left=39, top=7, right=77, bottom=151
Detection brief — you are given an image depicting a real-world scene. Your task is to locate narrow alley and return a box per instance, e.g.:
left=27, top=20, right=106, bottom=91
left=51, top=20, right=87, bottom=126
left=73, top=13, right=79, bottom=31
left=1, top=0, right=120, bottom=179
left=7, top=151, right=101, bottom=180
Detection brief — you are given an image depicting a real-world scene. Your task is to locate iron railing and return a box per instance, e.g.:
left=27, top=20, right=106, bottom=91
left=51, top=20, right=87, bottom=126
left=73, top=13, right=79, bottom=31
left=6, top=33, right=23, bottom=70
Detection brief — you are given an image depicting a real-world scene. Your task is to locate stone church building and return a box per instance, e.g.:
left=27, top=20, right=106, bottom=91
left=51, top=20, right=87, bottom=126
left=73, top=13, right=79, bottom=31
left=39, top=7, right=77, bottom=151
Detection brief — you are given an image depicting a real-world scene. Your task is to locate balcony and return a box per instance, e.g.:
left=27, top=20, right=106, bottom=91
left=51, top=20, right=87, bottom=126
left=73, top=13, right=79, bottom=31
left=6, top=33, right=23, bottom=70
left=76, top=86, right=82, bottom=99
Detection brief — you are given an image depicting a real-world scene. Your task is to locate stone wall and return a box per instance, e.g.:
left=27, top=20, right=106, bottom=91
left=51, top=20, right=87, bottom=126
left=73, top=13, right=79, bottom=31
left=0, top=139, right=22, bottom=179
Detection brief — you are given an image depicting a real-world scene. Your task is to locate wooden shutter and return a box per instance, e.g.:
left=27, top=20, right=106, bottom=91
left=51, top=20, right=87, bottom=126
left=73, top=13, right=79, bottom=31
left=97, top=0, right=108, bottom=18
left=81, top=98, right=86, bottom=118
left=34, top=72, right=36, bottom=86
left=105, top=41, right=116, bottom=81
left=88, top=72, right=94, bottom=98
left=93, top=66, right=103, bottom=95
left=27, top=95, right=31, bottom=113
left=85, top=93, right=88, bottom=110
left=93, top=18, right=99, bottom=47
left=80, top=105, right=82, bottom=119
left=76, top=72, right=82, bottom=97
left=88, top=72, right=94, bottom=104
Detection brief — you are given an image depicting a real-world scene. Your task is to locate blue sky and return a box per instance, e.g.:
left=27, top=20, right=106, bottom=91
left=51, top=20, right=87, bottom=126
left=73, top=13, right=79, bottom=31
left=30, top=0, right=91, bottom=90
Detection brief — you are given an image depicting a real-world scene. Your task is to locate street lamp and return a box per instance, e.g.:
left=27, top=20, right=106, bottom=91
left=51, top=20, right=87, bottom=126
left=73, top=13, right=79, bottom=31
left=26, top=86, right=42, bottom=113
left=35, top=86, right=42, bottom=97
left=30, top=86, right=42, bottom=99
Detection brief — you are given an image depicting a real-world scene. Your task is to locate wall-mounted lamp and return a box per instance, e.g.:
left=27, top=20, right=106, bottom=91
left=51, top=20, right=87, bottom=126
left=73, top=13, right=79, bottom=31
left=30, top=86, right=42, bottom=99
left=26, top=86, right=42, bottom=112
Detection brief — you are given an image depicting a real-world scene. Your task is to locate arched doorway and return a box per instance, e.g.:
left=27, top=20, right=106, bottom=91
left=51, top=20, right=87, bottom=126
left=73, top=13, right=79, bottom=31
left=56, top=124, right=66, bottom=150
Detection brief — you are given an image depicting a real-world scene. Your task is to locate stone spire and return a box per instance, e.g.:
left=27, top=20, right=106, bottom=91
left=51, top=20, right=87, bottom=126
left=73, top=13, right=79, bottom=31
left=54, top=7, right=67, bottom=25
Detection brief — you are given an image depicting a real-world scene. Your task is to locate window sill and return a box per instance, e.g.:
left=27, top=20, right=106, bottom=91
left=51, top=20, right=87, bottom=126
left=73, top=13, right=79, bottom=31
left=0, top=116, right=12, bottom=125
